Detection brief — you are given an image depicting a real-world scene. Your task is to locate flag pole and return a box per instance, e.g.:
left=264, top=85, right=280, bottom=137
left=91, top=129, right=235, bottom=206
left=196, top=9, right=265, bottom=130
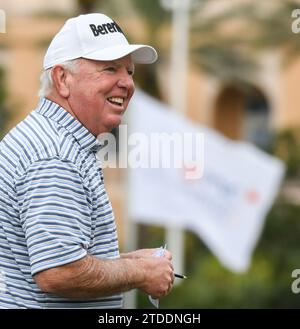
left=125, top=0, right=194, bottom=307
left=160, top=0, right=193, bottom=282
left=122, top=108, right=138, bottom=309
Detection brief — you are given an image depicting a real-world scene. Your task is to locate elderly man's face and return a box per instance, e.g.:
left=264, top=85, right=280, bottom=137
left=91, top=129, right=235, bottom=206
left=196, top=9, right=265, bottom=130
left=66, top=55, right=135, bottom=136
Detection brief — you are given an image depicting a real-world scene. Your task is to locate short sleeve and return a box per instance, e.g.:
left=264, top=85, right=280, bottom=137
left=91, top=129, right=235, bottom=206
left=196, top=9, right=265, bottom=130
left=16, top=157, right=92, bottom=275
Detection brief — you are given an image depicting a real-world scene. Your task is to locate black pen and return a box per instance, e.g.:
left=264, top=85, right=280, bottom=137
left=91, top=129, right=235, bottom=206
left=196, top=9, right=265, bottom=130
left=174, top=273, right=187, bottom=279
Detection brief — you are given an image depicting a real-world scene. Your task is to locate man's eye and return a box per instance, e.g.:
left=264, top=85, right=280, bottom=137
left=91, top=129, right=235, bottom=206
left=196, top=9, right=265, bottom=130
left=105, top=67, right=116, bottom=72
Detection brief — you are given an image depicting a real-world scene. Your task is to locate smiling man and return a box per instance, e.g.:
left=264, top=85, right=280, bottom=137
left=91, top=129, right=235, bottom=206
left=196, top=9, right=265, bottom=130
left=0, top=13, right=174, bottom=309
left=48, top=56, right=135, bottom=136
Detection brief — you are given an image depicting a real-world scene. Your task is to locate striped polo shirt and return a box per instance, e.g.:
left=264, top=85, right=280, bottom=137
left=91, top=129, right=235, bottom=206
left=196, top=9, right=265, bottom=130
left=0, top=98, right=122, bottom=308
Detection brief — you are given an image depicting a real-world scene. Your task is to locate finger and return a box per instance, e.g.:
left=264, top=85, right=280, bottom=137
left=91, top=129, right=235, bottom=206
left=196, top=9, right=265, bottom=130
left=171, top=271, right=175, bottom=284
left=164, top=250, right=173, bottom=261
left=166, top=280, right=173, bottom=296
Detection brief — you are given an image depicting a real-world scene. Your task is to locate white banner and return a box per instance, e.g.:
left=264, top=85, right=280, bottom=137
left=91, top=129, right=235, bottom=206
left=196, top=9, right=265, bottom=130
left=126, top=90, right=285, bottom=272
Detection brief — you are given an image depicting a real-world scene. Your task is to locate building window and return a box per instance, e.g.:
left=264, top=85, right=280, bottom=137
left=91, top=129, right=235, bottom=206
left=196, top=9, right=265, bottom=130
left=213, top=84, right=271, bottom=149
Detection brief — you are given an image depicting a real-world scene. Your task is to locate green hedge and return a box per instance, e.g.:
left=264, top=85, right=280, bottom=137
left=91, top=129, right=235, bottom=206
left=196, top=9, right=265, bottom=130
left=136, top=200, right=300, bottom=308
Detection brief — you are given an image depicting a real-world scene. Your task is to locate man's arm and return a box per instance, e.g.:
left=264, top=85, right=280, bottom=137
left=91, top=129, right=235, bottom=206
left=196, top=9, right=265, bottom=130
left=34, top=253, right=174, bottom=299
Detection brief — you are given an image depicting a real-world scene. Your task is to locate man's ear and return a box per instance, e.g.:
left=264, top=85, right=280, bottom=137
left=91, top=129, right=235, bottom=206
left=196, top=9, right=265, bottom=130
left=51, top=65, right=71, bottom=98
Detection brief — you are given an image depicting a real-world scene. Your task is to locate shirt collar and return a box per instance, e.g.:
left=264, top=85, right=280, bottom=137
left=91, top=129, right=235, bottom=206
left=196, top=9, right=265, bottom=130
left=36, top=98, right=103, bottom=153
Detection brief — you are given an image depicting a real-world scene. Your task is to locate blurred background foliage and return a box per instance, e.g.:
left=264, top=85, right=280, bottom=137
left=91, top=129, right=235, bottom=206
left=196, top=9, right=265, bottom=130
left=130, top=0, right=300, bottom=92
left=126, top=0, right=300, bottom=308
left=0, top=67, right=10, bottom=139
left=136, top=200, right=300, bottom=308
left=272, top=128, right=300, bottom=178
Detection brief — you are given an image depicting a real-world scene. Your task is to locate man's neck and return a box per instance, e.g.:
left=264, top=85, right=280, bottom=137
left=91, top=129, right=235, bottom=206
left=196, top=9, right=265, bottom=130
left=46, top=93, right=79, bottom=123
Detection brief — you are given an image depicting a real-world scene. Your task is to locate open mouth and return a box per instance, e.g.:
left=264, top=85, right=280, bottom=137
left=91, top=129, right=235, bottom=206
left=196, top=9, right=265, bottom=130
left=107, top=97, right=125, bottom=107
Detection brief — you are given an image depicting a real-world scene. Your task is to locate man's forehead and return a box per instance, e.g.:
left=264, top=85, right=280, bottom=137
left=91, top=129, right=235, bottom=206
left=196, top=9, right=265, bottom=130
left=81, top=55, right=134, bottom=68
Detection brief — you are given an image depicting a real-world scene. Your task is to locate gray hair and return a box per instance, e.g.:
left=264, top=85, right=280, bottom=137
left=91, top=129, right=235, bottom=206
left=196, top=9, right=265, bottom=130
left=38, top=59, right=80, bottom=98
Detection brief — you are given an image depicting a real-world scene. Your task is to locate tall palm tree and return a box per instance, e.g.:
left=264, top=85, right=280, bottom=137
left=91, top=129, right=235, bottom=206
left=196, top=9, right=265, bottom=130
left=127, top=0, right=171, bottom=98
left=76, top=0, right=100, bottom=14
left=129, top=0, right=300, bottom=87
left=191, top=0, right=300, bottom=82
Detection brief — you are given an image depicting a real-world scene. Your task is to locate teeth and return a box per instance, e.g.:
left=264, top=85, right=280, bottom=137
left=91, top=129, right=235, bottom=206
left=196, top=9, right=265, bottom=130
left=108, top=97, right=124, bottom=105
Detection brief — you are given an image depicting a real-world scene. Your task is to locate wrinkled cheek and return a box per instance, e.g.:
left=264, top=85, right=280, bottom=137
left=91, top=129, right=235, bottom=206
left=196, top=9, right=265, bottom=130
left=128, top=86, right=135, bottom=102
left=84, top=94, right=106, bottom=112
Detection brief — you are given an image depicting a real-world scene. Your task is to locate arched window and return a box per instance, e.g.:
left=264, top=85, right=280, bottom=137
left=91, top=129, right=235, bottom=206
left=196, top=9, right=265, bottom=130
left=213, top=84, right=271, bottom=149
left=243, top=88, right=271, bottom=149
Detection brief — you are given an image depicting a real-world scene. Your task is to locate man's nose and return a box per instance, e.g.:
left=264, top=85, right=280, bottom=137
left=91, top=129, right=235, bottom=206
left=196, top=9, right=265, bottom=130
left=117, top=71, right=134, bottom=89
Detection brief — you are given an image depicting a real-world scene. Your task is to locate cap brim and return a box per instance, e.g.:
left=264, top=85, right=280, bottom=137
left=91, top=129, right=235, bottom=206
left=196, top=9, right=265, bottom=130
left=83, top=44, right=158, bottom=64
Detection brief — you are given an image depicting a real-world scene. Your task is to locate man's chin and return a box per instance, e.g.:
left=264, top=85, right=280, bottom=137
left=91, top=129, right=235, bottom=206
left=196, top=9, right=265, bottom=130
left=106, top=118, right=123, bottom=133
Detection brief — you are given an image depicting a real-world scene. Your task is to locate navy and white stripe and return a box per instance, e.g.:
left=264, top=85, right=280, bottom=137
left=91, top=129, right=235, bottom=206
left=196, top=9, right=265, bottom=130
left=0, top=98, right=122, bottom=308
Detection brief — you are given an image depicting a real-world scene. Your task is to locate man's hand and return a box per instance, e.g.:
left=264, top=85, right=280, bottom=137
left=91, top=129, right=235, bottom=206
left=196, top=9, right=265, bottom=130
left=121, top=248, right=174, bottom=298
left=137, top=256, right=174, bottom=299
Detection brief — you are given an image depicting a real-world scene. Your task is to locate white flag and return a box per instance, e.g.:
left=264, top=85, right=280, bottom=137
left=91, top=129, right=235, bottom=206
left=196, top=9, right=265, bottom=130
left=126, top=90, right=285, bottom=272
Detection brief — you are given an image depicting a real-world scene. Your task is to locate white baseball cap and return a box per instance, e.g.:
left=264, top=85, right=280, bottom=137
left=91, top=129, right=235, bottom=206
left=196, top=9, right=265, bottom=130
left=43, top=13, right=158, bottom=70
